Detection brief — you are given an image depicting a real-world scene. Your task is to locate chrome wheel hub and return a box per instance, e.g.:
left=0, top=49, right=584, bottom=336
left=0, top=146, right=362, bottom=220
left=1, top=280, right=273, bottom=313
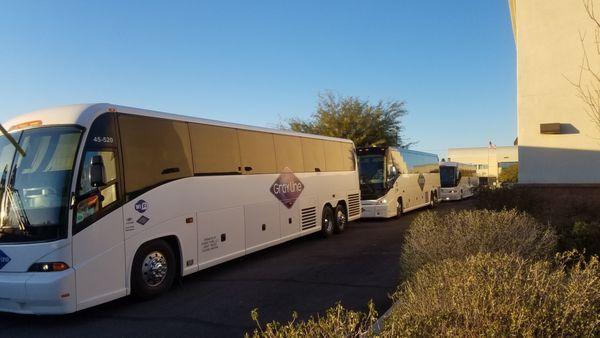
left=324, top=214, right=333, bottom=231
left=336, top=210, right=346, bottom=228
left=142, top=251, right=168, bottom=287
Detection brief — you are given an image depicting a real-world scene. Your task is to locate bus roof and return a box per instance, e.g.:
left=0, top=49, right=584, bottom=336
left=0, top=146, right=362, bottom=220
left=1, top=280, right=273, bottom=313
left=440, top=161, right=477, bottom=167
left=3, top=103, right=353, bottom=143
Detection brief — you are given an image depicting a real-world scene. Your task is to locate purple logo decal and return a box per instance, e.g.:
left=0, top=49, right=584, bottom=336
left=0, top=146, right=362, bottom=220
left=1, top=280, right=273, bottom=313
left=270, top=168, right=304, bottom=209
left=418, top=174, right=426, bottom=191
left=0, top=250, right=11, bottom=270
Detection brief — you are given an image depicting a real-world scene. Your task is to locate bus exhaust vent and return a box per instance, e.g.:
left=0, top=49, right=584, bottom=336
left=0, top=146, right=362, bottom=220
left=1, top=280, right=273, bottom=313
left=301, top=207, right=317, bottom=230
left=348, top=193, right=360, bottom=218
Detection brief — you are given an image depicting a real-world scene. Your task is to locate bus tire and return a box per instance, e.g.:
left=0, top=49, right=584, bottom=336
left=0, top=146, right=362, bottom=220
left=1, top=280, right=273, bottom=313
left=395, top=199, right=403, bottom=218
left=131, top=239, right=176, bottom=300
left=430, top=191, right=438, bottom=208
left=321, top=205, right=335, bottom=238
left=333, top=204, right=347, bottom=234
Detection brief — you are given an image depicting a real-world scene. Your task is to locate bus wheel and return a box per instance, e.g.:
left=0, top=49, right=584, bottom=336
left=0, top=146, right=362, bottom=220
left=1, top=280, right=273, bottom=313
left=430, top=192, right=438, bottom=208
left=396, top=199, right=403, bottom=218
left=131, top=239, right=176, bottom=299
left=321, top=206, right=335, bottom=238
left=333, top=204, right=347, bottom=234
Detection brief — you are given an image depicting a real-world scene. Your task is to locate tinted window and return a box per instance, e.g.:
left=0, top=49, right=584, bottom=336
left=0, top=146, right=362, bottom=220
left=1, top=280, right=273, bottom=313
left=274, top=135, right=304, bottom=173
left=323, top=141, right=344, bottom=171
left=301, top=138, right=326, bottom=172
left=399, top=149, right=439, bottom=174
left=340, top=142, right=356, bottom=171
left=440, top=166, right=458, bottom=187
left=75, top=150, right=118, bottom=225
left=189, top=123, right=241, bottom=175
left=237, top=130, right=276, bottom=174
left=119, top=115, right=193, bottom=198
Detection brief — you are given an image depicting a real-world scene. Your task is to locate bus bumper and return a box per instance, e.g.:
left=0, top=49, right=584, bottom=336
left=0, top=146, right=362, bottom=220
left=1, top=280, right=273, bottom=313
left=360, top=202, right=391, bottom=218
left=440, top=188, right=462, bottom=201
left=0, top=269, right=76, bottom=314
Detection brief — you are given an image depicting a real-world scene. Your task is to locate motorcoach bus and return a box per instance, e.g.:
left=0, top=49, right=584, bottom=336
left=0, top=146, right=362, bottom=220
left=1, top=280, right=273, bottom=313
left=0, top=104, right=361, bottom=314
left=357, top=147, right=440, bottom=218
left=439, top=162, right=478, bottom=201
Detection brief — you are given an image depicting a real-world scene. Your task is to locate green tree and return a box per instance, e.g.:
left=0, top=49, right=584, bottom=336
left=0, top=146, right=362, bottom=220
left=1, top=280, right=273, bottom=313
left=499, top=164, right=518, bottom=183
left=285, top=92, right=410, bottom=147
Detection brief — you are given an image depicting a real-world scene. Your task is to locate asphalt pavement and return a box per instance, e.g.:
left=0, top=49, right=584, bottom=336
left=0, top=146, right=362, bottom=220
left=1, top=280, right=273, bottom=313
left=0, top=199, right=473, bottom=337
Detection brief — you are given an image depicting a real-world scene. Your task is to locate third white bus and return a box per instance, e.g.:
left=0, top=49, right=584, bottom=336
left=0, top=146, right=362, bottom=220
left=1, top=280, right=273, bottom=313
left=439, top=161, right=478, bottom=201
left=357, top=147, right=440, bottom=218
left=0, top=103, right=360, bottom=314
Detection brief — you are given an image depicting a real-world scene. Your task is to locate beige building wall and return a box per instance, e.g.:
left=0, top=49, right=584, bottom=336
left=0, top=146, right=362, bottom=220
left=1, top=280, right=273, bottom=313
left=510, top=0, right=600, bottom=184
left=448, top=146, right=518, bottom=179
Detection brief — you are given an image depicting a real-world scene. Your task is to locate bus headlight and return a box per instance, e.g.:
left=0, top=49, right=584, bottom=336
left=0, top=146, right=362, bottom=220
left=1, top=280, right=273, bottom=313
left=28, top=262, right=70, bottom=272
left=377, top=199, right=387, bottom=205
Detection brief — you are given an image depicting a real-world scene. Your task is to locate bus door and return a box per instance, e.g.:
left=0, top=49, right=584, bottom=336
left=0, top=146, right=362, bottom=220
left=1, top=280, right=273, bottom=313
left=71, top=113, right=127, bottom=309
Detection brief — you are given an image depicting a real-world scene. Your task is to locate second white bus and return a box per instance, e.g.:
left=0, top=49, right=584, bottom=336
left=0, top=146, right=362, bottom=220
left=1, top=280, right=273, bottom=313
left=0, top=103, right=361, bottom=314
left=439, top=162, right=478, bottom=201
left=357, top=147, right=440, bottom=218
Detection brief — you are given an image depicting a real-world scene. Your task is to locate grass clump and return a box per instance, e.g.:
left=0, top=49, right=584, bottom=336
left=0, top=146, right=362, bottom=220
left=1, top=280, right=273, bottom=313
left=401, top=209, right=557, bottom=276
left=384, top=252, right=600, bottom=337
left=246, top=302, right=378, bottom=338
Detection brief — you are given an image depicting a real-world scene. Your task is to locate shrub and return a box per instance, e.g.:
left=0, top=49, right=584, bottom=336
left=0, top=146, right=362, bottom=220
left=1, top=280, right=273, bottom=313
left=400, top=209, right=557, bottom=276
left=498, top=163, right=518, bottom=183
left=474, top=186, right=536, bottom=212
left=568, top=220, right=600, bottom=255
left=475, top=186, right=600, bottom=255
left=246, top=302, right=378, bottom=338
left=383, top=252, right=600, bottom=337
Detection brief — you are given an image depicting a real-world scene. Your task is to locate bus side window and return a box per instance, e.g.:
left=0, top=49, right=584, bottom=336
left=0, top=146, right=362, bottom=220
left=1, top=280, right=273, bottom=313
left=76, top=150, right=118, bottom=224
left=340, top=142, right=356, bottom=171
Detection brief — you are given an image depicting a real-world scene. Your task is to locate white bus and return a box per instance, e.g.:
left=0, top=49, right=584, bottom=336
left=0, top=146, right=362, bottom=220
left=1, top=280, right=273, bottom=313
left=0, top=104, right=361, bottom=314
left=357, top=147, right=440, bottom=218
left=439, top=162, right=478, bottom=201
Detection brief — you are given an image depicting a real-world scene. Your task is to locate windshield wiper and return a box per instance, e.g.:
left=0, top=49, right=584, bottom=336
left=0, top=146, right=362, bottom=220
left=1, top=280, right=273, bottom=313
left=0, top=123, right=25, bottom=157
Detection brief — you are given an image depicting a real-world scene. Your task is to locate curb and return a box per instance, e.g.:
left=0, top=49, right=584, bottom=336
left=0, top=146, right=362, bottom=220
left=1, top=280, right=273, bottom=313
left=366, top=303, right=396, bottom=336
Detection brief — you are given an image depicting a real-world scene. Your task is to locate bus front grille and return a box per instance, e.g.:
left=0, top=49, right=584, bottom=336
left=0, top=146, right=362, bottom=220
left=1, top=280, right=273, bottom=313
left=301, top=207, right=317, bottom=230
left=348, top=193, right=360, bottom=218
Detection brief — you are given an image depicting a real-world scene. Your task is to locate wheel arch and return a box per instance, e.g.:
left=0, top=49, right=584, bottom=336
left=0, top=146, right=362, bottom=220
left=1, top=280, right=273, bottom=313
left=127, top=234, right=183, bottom=294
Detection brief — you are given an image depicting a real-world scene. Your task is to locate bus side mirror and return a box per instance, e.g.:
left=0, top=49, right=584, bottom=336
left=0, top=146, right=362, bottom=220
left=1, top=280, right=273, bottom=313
left=90, top=155, right=106, bottom=188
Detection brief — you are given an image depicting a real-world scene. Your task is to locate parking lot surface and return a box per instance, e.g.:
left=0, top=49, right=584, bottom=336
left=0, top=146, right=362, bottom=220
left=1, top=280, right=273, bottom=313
left=0, top=200, right=473, bottom=337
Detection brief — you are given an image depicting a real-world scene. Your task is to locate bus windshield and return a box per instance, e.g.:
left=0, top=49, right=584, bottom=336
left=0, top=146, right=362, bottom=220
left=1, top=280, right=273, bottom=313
left=0, top=126, right=82, bottom=243
left=440, top=166, right=457, bottom=188
left=358, top=154, right=387, bottom=199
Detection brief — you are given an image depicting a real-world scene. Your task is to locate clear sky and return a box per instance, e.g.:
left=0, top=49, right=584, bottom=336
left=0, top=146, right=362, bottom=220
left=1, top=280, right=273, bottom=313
left=0, top=1, right=516, bottom=159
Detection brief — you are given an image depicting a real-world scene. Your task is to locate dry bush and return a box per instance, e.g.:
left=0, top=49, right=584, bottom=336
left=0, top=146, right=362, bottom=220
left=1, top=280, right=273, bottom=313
left=476, top=186, right=600, bottom=255
left=246, top=302, right=378, bottom=338
left=475, top=186, right=536, bottom=212
left=401, top=209, right=557, bottom=276
left=383, top=252, right=600, bottom=337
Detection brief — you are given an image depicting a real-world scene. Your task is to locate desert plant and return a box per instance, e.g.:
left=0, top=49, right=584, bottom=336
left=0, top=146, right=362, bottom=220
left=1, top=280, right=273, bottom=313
left=474, top=186, right=536, bottom=212
left=246, top=302, right=378, bottom=338
left=475, top=186, right=600, bottom=255
left=383, top=252, right=600, bottom=337
left=400, top=209, right=557, bottom=276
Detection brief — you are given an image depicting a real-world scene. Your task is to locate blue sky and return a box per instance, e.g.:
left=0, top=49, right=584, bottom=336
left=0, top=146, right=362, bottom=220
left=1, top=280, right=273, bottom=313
left=0, top=1, right=516, bottom=159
